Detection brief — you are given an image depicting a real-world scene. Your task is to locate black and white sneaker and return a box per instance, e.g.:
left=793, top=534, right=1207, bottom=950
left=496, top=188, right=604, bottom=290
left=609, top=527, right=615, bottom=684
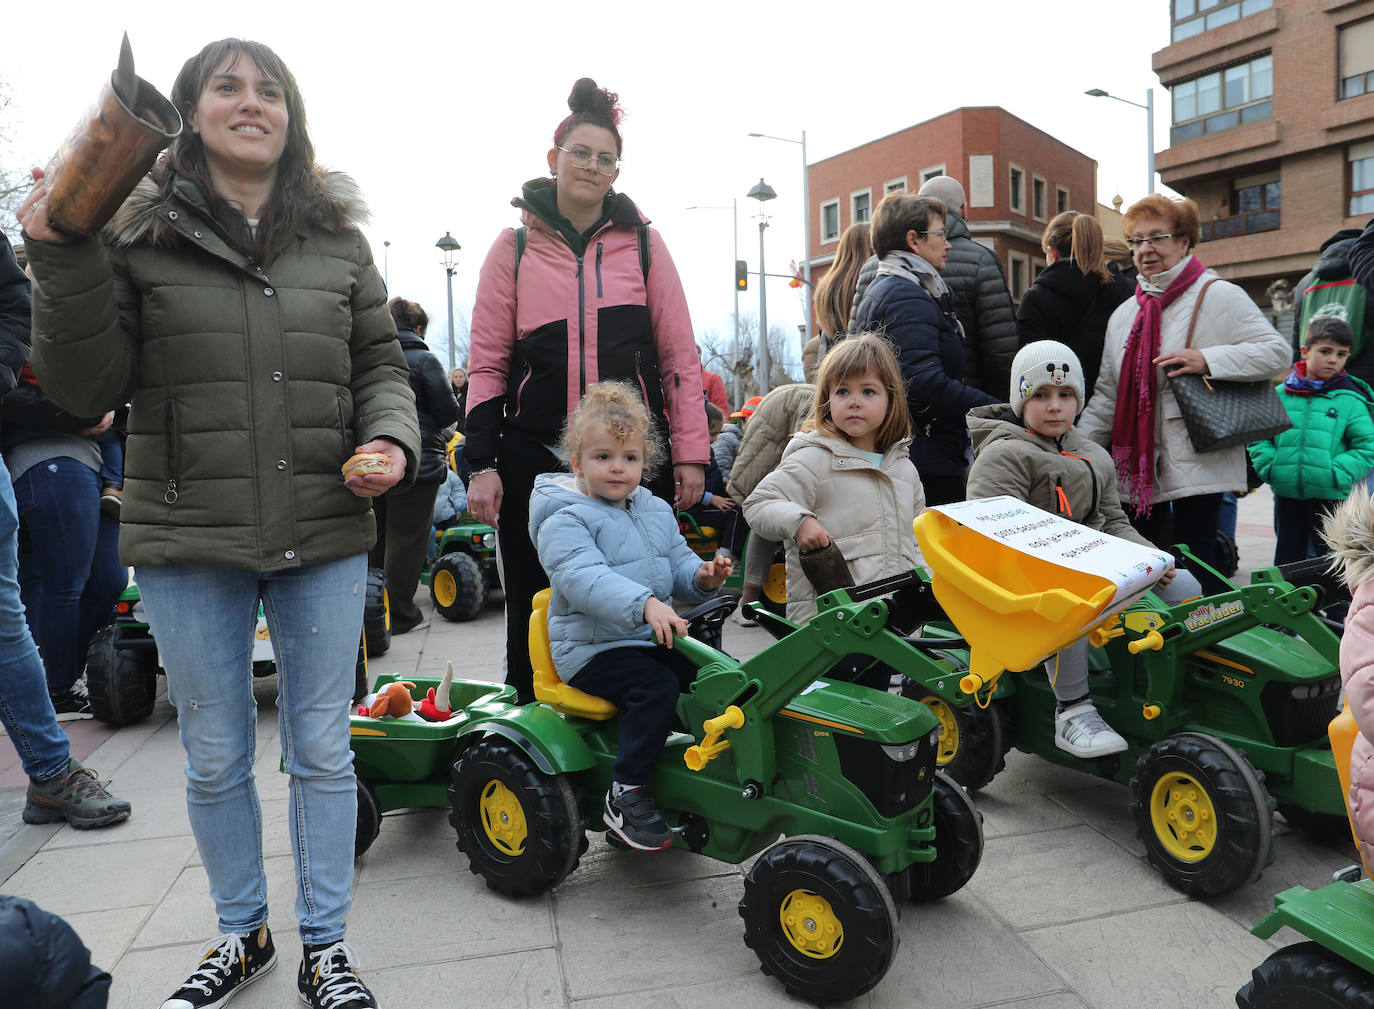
left=603, top=787, right=673, bottom=851
left=299, top=941, right=378, bottom=1009
left=161, top=926, right=276, bottom=1009
left=49, top=688, right=93, bottom=722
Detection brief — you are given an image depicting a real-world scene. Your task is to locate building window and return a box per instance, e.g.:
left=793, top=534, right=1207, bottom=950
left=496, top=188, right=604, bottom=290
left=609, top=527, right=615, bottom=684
left=1009, top=164, right=1025, bottom=214
left=1057, top=186, right=1070, bottom=214
left=1341, top=18, right=1374, bottom=99
left=820, top=200, right=840, bottom=243
left=1172, top=0, right=1271, bottom=43
left=1202, top=172, right=1281, bottom=239
left=851, top=189, right=872, bottom=225
left=884, top=176, right=908, bottom=195
left=1170, top=52, right=1272, bottom=142
left=1032, top=176, right=1047, bottom=221
left=1008, top=251, right=1029, bottom=302
left=920, top=165, right=946, bottom=186
left=1352, top=142, right=1374, bottom=216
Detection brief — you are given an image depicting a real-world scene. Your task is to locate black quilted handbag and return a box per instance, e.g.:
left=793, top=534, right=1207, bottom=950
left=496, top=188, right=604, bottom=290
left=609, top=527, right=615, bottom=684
left=1166, top=279, right=1292, bottom=453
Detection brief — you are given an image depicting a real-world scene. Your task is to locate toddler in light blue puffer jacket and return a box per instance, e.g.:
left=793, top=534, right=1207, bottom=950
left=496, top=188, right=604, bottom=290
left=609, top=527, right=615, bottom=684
left=530, top=382, right=732, bottom=852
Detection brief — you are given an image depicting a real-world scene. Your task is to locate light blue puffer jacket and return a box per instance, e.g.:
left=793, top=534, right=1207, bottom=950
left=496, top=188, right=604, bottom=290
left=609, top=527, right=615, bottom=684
left=530, top=473, right=710, bottom=679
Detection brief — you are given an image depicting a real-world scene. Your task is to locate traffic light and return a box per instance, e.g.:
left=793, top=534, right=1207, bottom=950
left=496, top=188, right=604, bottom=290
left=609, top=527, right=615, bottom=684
left=735, top=260, right=748, bottom=291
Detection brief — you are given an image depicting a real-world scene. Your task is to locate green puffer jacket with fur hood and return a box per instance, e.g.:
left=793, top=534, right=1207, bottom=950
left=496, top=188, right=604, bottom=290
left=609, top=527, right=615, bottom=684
left=25, top=174, right=419, bottom=571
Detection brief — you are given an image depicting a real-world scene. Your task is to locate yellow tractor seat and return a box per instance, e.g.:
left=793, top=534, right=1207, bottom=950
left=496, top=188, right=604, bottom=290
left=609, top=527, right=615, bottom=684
left=1329, top=700, right=1371, bottom=877
left=529, top=588, right=617, bottom=720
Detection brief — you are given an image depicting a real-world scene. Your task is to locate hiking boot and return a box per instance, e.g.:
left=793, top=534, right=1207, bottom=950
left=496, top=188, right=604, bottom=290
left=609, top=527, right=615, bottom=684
left=160, top=926, right=276, bottom=1009
left=603, top=786, right=672, bottom=851
left=1054, top=701, right=1128, bottom=758
left=49, top=688, right=93, bottom=722
left=299, top=941, right=378, bottom=1009
left=23, top=758, right=131, bottom=829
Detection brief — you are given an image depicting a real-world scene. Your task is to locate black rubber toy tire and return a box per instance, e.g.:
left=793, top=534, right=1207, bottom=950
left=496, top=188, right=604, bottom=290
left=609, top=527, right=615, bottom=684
left=739, top=834, right=899, bottom=1004
left=1237, top=941, right=1374, bottom=1008
left=1129, top=732, right=1277, bottom=897
left=908, top=770, right=985, bottom=902
left=902, top=681, right=1011, bottom=792
left=429, top=551, right=487, bottom=622
left=355, top=778, right=381, bottom=859
left=352, top=637, right=369, bottom=706
left=363, top=567, right=390, bottom=657
left=449, top=738, right=584, bottom=896
left=84, top=623, right=158, bottom=727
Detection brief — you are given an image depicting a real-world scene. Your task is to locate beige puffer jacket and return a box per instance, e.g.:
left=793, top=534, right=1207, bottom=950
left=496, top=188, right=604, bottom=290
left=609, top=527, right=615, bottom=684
left=725, top=382, right=816, bottom=504
left=1077, top=259, right=1289, bottom=505
left=743, top=429, right=925, bottom=622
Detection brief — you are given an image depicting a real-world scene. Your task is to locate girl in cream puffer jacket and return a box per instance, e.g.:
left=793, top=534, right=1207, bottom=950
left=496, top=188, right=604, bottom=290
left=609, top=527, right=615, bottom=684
left=744, top=335, right=925, bottom=624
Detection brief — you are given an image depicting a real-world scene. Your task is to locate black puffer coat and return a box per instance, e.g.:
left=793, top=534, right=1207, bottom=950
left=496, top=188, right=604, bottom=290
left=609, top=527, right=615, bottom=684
left=0, top=231, right=28, bottom=400
left=397, top=327, right=459, bottom=484
left=1015, top=259, right=1136, bottom=400
left=0, top=895, right=111, bottom=1009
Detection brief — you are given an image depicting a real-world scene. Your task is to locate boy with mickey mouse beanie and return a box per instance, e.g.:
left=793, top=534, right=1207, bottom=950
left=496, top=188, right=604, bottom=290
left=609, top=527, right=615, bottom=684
left=965, top=340, right=1197, bottom=757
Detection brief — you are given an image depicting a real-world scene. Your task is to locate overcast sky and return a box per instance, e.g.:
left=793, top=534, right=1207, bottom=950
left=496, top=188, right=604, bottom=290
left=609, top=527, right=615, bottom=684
left=3, top=1, right=1173, bottom=374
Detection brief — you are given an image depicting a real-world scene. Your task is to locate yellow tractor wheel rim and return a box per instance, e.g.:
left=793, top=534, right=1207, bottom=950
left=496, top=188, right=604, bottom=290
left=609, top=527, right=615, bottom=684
left=381, top=587, right=391, bottom=631
left=433, top=568, right=458, bottom=608
left=1149, top=771, right=1218, bottom=862
left=779, top=888, right=843, bottom=959
left=764, top=563, right=788, bottom=605
left=478, top=779, right=527, bottom=857
left=920, top=696, right=960, bottom=766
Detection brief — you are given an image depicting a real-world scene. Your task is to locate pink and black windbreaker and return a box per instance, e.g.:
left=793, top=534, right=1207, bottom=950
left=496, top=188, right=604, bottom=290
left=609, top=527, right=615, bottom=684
left=466, top=179, right=708, bottom=469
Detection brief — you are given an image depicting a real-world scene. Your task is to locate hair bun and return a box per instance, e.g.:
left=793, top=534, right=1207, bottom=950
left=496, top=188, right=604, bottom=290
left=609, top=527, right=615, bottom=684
left=567, top=78, right=623, bottom=125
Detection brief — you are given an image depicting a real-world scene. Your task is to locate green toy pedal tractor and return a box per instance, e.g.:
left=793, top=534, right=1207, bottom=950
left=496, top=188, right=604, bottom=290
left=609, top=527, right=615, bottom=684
left=428, top=517, right=500, bottom=622
left=677, top=510, right=787, bottom=615
left=1237, top=702, right=1374, bottom=1006
left=892, top=503, right=1348, bottom=898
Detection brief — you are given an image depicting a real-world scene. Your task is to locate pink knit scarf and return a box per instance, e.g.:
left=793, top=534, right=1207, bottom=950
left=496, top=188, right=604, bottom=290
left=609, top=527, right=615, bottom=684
left=1111, top=255, right=1207, bottom=515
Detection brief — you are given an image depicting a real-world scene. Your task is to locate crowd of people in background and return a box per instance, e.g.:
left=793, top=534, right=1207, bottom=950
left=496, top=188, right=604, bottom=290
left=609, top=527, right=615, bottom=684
left=10, top=39, right=1374, bottom=1008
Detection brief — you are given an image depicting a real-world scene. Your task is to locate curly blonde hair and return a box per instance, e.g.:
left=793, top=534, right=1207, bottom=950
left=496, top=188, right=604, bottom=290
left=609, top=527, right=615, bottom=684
left=559, top=381, right=666, bottom=479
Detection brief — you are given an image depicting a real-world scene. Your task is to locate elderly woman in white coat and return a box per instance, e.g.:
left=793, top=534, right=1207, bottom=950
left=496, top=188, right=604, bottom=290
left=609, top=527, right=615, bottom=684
left=1078, top=195, right=1289, bottom=565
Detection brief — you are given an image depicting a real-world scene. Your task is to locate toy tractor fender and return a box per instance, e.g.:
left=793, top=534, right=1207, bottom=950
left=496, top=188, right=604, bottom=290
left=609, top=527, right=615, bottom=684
left=454, top=703, right=598, bottom=776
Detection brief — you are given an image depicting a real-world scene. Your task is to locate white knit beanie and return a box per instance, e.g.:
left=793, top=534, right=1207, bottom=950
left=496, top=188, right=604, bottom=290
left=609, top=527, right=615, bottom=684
left=1010, top=340, right=1085, bottom=418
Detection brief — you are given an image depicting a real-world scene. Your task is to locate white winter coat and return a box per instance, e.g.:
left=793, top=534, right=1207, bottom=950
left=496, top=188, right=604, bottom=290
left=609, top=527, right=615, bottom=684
left=1077, top=258, right=1289, bottom=504
left=743, top=429, right=925, bottom=623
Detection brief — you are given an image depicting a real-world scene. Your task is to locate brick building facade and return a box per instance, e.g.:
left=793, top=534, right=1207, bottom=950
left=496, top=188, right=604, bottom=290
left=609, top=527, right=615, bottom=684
left=803, top=107, right=1099, bottom=338
left=1153, top=0, right=1374, bottom=307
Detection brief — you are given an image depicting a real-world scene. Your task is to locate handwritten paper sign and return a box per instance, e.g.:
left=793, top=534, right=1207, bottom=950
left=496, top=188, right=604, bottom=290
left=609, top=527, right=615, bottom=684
left=930, top=496, right=1171, bottom=637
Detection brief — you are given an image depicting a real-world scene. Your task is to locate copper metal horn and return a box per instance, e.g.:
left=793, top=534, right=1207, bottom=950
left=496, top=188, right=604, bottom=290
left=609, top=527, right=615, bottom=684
left=43, top=34, right=183, bottom=238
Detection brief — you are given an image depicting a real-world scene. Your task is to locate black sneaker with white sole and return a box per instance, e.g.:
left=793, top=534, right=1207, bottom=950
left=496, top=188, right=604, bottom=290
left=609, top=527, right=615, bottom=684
left=49, top=689, right=93, bottom=722
left=603, top=786, right=673, bottom=851
left=299, top=941, right=378, bottom=1009
left=160, top=926, right=276, bottom=1009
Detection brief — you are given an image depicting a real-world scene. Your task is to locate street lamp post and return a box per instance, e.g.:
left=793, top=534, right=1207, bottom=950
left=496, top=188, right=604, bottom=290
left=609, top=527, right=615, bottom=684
left=382, top=239, right=390, bottom=290
left=1084, top=88, right=1155, bottom=195
left=747, top=178, right=777, bottom=395
left=748, top=130, right=810, bottom=343
left=435, top=231, right=461, bottom=372
left=685, top=201, right=742, bottom=405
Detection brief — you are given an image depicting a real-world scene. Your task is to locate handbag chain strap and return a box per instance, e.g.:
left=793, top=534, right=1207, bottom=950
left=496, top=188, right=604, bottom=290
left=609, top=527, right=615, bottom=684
left=1182, top=278, right=1219, bottom=391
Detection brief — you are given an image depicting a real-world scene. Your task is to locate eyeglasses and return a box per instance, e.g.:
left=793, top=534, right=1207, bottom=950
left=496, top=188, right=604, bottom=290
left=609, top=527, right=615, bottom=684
left=919, top=229, right=947, bottom=238
left=557, top=145, right=620, bottom=176
left=1125, top=233, right=1181, bottom=249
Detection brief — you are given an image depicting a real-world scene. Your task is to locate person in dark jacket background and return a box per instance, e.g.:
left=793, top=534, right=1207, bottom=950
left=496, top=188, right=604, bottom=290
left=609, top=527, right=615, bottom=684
left=851, top=191, right=998, bottom=503
left=850, top=177, right=1017, bottom=398
left=0, top=232, right=130, bottom=831
left=1295, top=227, right=1374, bottom=385
left=1016, top=210, right=1135, bottom=400
left=372, top=297, right=460, bottom=633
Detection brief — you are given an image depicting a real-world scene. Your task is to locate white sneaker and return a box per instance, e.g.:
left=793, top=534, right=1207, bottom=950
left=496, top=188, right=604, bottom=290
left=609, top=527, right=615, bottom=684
left=1054, top=701, right=1127, bottom=758
left=732, top=605, right=758, bottom=628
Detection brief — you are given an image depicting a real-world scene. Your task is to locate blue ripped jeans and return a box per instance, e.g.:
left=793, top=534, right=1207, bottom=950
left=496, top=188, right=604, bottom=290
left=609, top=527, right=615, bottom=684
left=135, top=553, right=366, bottom=944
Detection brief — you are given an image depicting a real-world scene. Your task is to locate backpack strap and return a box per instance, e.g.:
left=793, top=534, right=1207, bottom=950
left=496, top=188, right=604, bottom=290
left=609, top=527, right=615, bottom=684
left=637, top=223, right=651, bottom=282
left=513, top=226, right=527, bottom=283
left=515, top=222, right=648, bottom=282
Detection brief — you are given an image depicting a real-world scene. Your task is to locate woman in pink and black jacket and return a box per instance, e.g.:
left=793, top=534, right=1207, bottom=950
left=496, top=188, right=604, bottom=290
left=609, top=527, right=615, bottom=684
left=466, top=78, right=708, bottom=703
